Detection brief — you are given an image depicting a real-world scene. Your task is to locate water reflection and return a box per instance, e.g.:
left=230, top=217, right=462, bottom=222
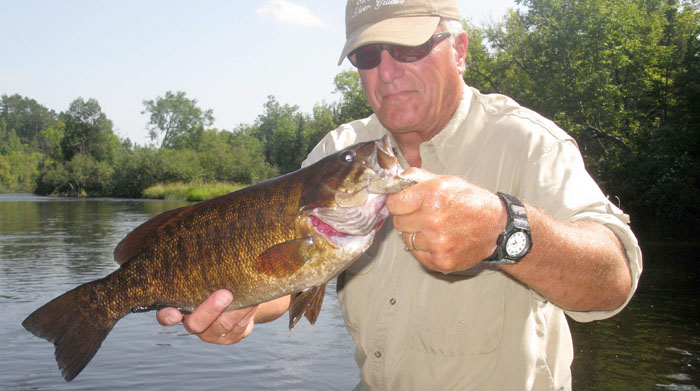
left=570, top=243, right=700, bottom=390
left=1, top=195, right=698, bottom=390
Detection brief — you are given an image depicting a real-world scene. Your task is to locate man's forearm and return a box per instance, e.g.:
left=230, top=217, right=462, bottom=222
left=254, top=295, right=291, bottom=323
left=502, top=206, right=632, bottom=312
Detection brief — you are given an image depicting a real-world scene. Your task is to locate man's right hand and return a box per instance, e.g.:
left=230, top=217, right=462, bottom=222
left=156, top=289, right=258, bottom=345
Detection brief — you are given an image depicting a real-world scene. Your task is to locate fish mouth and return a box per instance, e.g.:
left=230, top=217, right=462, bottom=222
left=308, top=136, right=413, bottom=246
left=310, top=193, right=389, bottom=237
left=369, top=135, right=413, bottom=194
left=375, top=135, right=399, bottom=171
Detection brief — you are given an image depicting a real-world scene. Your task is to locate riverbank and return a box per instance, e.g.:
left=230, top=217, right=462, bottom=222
left=142, top=182, right=246, bottom=202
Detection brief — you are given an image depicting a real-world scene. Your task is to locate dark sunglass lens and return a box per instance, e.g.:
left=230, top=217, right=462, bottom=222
left=349, top=33, right=450, bottom=69
left=392, top=41, right=432, bottom=63
left=351, top=45, right=381, bottom=69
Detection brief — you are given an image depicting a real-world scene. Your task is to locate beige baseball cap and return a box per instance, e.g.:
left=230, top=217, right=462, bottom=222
left=339, top=0, right=461, bottom=65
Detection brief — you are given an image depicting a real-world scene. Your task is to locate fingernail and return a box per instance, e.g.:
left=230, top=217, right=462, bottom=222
left=166, top=315, right=177, bottom=324
left=216, top=291, right=233, bottom=308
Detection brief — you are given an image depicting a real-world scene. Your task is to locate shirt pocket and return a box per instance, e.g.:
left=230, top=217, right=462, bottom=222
left=408, top=270, right=505, bottom=356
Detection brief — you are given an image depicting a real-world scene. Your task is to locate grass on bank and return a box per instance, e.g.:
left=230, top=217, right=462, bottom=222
left=143, top=182, right=246, bottom=202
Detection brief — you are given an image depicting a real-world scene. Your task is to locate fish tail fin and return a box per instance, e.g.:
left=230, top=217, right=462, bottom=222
left=22, top=280, right=122, bottom=382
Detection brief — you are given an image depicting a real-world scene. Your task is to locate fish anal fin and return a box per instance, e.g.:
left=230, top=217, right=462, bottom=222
left=288, top=284, right=326, bottom=330
left=255, top=237, right=314, bottom=278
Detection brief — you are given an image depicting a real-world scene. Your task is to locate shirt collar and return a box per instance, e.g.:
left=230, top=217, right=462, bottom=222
left=428, top=82, right=473, bottom=170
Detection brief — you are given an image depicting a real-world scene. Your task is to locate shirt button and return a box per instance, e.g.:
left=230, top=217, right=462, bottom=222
left=374, top=351, right=382, bottom=358
left=389, top=298, right=397, bottom=305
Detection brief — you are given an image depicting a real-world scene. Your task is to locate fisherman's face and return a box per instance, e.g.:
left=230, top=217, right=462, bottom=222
left=358, top=28, right=467, bottom=139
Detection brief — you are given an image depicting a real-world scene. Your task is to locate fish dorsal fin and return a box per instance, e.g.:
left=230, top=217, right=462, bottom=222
left=255, top=237, right=314, bottom=278
left=113, top=205, right=190, bottom=266
left=288, top=284, right=326, bottom=330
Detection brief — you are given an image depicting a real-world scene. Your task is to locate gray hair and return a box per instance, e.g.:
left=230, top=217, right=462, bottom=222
left=440, top=18, right=465, bottom=46
left=439, top=18, right=466, bottom=71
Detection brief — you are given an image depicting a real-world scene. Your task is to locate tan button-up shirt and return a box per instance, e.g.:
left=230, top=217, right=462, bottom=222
left=302, top=84, right=643, bottom=390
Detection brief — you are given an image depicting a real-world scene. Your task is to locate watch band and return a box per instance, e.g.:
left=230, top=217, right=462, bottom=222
left=483, top=192, right=532, bottom=265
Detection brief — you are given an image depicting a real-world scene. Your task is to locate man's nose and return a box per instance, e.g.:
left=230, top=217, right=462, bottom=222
left=378, top=49, right=403, bottom=83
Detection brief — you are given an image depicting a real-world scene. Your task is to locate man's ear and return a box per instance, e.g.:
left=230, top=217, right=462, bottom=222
left=455, top=32, right=468, bottom=74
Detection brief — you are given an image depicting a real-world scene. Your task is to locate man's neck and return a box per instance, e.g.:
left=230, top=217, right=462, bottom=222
left=391, top=83, right=463, bottom=168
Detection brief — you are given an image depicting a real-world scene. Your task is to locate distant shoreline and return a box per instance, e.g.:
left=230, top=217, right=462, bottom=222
left=0, top=182, right=247, bottom=203
left=141, top=182, right=246, bottom=202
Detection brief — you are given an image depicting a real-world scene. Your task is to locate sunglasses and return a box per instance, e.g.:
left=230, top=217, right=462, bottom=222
left=348, top=32, right=452, bottom=70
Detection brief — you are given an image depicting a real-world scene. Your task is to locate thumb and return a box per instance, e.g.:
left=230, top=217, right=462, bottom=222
left=387, top=168, right=437, bottom=216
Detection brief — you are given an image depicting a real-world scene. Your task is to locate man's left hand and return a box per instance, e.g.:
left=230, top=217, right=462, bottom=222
left=387, top=168, right=507, bottom=274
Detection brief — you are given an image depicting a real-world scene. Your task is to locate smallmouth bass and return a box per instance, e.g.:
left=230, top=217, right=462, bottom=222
left=22, top=136, right=413, bottom=382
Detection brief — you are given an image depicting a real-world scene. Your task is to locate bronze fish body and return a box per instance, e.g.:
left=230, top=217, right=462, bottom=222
left=22, top=136, right=413, bottom=382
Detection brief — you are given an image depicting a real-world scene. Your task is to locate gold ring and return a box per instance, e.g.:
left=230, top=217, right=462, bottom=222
left=410, top=232, right=418, bottom=251
left=220, top=332, right=227, bottom=338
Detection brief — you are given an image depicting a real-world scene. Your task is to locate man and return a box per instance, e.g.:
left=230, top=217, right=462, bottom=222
left=157, top=0, right=642, bottom=389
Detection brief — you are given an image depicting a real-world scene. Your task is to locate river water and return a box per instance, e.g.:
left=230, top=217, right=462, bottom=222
left=0, top=194, right=698, bottom=390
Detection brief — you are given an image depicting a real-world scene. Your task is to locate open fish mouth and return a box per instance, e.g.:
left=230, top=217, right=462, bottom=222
left=308, top=135, right=413, bottom=246
left=310, top=193, right=389, bottom=238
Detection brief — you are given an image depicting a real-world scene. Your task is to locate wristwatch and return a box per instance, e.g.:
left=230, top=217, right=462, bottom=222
left=483, top=192, right=532, bottom=265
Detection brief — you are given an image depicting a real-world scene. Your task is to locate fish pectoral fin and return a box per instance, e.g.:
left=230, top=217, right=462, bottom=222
left=288, top=284, right=326, bottom=330
left=255, top=236, right=314, bottom=278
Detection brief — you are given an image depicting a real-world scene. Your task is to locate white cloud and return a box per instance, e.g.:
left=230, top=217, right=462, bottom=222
left=256, top=0, right=327, bottom=28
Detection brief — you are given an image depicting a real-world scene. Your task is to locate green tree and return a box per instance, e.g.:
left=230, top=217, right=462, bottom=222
left=304, top=103, right=337, bottom=151
left=65, top=153, right=114, bottom=195
left=254, top=96, right=308, bottom=173
left=332, top=70, right=373, bottom=124
left=198, top=127, right=278, bottom=184
left=108, top=147, right=161, bottom=197
left=0, top=118, right=22, bottom=155
left=39, top=121, right=66, bottom=162
left=0, top=94, right=57, bottom=145
left=0, top=149, right=42, bottom=192
left=464, top=0, right=700, bottom=237
left=142, top=91, right=214, bottom=149
left=60, top=98, right=120, bottom=163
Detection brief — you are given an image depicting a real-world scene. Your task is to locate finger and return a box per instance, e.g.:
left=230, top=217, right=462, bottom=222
left=214, top=305, right=257, bottom=336
left=386, top=185, right=424, bottom=216
left=197, top=305, right=258, bottom=344
left=387, top=169, right=440, bottom=216
left=216, top=306, right=258, bottom=345
left=404, top=239, right=435, bottom=269
left=156, top=307, right=184, bottom=326
left=183, top=289, right=233, bottom=334
left=400, top=167, right=438, bottom=183
left=406, top=244, right=454, bottom=274
left=402, top=232, right=424, bottom=252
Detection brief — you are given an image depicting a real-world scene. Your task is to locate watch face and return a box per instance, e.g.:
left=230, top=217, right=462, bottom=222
left=506, top=231, right=530, bottom=257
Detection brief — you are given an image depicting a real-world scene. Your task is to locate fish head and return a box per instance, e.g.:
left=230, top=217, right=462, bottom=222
left=301, top=136, right=414, bottom=248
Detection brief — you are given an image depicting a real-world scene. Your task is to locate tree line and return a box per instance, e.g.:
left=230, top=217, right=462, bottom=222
left=1, top=0, right=698, bottom=239
left=0, top=70, right=371, bottom=199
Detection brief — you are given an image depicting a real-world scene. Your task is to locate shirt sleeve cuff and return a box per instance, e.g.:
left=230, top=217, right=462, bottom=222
left=563, top=204, right=643, bottom=322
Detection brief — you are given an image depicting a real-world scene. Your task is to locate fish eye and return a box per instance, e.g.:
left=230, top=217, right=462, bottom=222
left=342, top=151, right=356, bottom=163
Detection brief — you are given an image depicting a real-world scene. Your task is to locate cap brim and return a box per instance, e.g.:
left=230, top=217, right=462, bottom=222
left=338, top=16, right=440, bottom=66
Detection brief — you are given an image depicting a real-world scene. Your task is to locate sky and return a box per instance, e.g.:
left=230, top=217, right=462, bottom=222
left=1, top=0, right=517, bottom=146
